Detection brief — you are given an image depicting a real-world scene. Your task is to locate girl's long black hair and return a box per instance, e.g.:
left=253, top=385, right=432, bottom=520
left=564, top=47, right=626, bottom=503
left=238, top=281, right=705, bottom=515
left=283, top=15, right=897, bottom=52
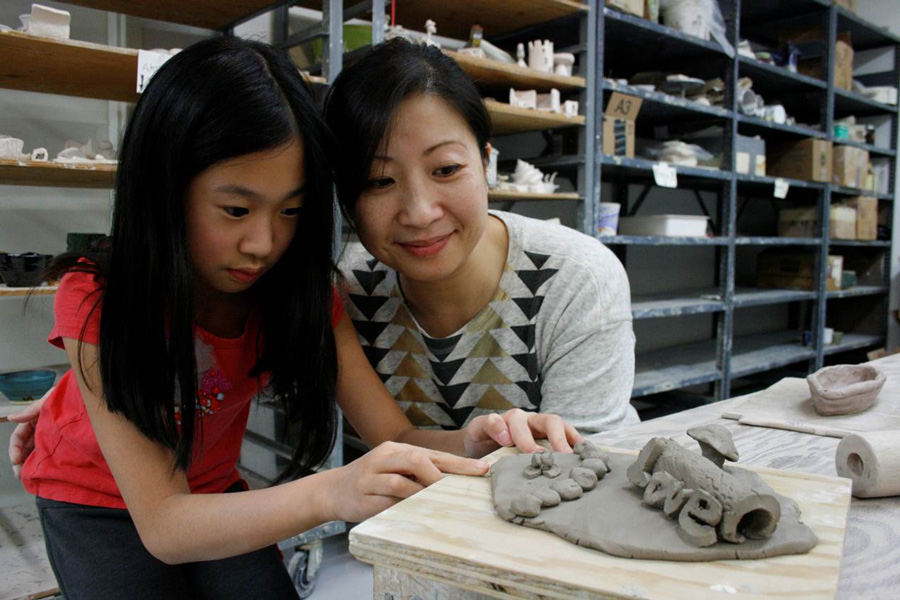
left=45, top=36, right=339, bottom=480
left=323, top=38, right=492, bottom=218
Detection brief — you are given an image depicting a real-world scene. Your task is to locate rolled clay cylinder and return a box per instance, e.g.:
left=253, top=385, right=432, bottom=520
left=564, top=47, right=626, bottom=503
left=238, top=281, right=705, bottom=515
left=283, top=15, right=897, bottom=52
left=628, top=437, right=780, bottom=543
left=835, top=431, right=900, bottom=498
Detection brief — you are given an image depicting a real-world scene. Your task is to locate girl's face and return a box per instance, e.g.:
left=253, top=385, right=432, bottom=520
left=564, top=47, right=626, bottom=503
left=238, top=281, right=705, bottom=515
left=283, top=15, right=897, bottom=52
left=354, top=93, right=488, bottom=283
left=185, top=137, right=306, bottom=299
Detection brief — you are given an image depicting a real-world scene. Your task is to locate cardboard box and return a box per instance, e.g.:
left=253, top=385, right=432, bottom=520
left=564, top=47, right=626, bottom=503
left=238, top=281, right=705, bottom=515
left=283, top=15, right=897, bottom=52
left=783, top=27, right=853, bottom=90
left=757, top=252, right=843, bottom=291
left=736, top=135, right=766, bottom=176
left=835, top=0, right=857, bottom=13
left=833, top=145, right=869, bottom=188
left=830, top=204, right=857, bottom=240
left=602, top=92, right=642, bottom=158
left=606, top=0, right=643, bottom=17
left=778, top=207, right=818, bottom=238
left=845, top=196, right=878, bottom=240
left=768, top=138, right=832, bottom=183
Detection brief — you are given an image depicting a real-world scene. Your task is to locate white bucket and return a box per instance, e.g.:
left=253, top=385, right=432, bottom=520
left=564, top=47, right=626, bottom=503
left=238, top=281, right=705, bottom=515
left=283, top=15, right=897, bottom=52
left=662, top=0, right=709, bottom=40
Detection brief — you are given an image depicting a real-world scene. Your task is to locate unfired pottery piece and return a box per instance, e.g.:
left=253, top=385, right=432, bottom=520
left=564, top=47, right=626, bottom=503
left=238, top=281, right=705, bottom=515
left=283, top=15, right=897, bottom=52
left=491, top=438, right=817, bottom=561
left=807, top=364, right=886, bottom=416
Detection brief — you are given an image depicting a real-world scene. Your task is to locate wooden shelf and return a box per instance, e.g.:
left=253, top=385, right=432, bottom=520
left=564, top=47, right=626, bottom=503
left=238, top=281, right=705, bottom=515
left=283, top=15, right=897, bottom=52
left=64, top=0, right=279, bottom=30
left=485, top=99, right=585, bottom=134
left=447, top=51, right=586, bottom=92
left=0, top=284, right=58, bottom=297
left=0, top=160, right=116, bottom=188
left=372, top=0, right=588, bottom=40
left=0, top=30, right=138, bottom=102
left=488, top=190, right=580, bottom=202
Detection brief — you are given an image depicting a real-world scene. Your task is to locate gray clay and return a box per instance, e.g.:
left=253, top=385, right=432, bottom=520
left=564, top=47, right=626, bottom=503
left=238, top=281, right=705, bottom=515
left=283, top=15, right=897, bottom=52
left=511, top=494, right=542, bottom=518
left=664, top=486, right=692, bottom=519
left=677, top=489, right=722, bottom=547
left=627, top=436, right=781, bottom=545
left=550, top=478, right=583, bottom=501
left=582, top=458, right=610, bottom=478
left=687, top=424, right=739, bottom=468
left=575, top=441, right=609, bottom=462
left=523, top=465, right=542, bottom=479
left=570, top=467, right=598, bottom=491
left=543, top=465, right=561, bottom=478
left=807, top=364, right=886, bottom=416
left=643, top=471, right=683, bottom=509
left=533, top=487, right=561, bottom=507
left=491, top=436, right=818, bottom=561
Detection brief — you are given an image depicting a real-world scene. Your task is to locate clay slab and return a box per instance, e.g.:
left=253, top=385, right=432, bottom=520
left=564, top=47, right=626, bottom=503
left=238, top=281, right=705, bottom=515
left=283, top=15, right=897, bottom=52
left=492, top=452, right=818, bottom=561
left=349, top=447, right=851, bottom=600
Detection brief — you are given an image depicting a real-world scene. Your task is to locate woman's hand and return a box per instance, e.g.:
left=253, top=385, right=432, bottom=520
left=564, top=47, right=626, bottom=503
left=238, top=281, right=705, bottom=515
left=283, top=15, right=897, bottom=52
left=463, top=409, right=584, bottom=458
left=7, top=392, right=49, bottom=479
left=322, top=441, right=489, bottom=523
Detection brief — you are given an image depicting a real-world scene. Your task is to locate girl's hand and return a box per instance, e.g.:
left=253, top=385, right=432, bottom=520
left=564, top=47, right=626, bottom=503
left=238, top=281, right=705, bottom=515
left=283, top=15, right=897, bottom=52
left=463, top=409, right=584, bottom=458
left=7, top=391, right=51, bottom=479
left=323, top=441, right=489, bottom=523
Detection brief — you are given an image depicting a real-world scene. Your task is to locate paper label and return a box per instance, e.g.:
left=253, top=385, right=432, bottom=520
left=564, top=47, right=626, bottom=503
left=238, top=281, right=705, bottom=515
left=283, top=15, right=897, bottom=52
left=774, top=178, right=790, bottom=199
left=652, top=162, right=678, bottom=188
left=137, top=50, right=172, bottom=94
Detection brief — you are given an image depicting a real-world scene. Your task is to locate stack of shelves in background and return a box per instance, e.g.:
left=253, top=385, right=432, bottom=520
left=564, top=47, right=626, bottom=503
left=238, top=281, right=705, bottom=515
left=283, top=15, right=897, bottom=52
left=594, top=0, right=897, bottom=411
left=1, top=1, right=897, bottom=412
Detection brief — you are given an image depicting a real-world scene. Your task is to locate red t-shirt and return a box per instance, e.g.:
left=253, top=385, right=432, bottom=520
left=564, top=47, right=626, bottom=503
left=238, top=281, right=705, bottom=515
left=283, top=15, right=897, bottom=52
left=21, top=269, right=344, bottom=509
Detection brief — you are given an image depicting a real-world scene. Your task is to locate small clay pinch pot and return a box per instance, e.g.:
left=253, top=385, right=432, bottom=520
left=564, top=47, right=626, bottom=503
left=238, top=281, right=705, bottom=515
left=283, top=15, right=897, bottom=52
left=807, top=364, right=886, bottom=416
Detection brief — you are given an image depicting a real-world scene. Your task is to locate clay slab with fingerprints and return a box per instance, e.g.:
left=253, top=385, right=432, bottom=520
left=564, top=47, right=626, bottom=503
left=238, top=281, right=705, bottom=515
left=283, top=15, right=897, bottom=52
left=491, top=438, right=818, bottom=561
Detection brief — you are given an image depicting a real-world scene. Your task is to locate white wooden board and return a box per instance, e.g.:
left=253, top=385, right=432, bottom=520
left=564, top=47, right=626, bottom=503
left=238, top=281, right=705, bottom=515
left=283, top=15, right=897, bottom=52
left=722, top=354, right=900, bottom=437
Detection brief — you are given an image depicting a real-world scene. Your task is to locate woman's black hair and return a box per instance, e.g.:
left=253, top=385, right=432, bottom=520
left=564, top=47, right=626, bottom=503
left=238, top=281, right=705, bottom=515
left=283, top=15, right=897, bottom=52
left=323, top=38, right=491, bottom=217
left=45, top=36, right=339, bottom=481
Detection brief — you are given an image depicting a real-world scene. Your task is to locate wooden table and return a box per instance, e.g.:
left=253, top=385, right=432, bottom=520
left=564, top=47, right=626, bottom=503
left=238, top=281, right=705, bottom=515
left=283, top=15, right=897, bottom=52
left=350, top=355, right=900, bottom=599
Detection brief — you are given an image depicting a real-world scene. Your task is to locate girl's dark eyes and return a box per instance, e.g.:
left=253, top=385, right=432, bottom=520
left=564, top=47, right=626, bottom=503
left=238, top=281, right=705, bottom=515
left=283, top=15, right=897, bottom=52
left=435, top=164, right=461, bottom=177
left=367, top=177, right=394, bottom=189
left=281, top=207, right=302, bottom=217
left=223, top=206, right=249, bottom=217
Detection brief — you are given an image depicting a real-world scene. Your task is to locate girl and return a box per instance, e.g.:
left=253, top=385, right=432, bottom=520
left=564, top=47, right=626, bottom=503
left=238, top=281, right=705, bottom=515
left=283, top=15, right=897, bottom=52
left=12, top=36, right=580, bottom=599
left=324, top=39, right=640, bottom=435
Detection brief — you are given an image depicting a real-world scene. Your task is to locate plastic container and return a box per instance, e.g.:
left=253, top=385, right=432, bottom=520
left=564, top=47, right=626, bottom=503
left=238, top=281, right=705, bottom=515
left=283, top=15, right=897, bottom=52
left=596, top=202, right=621, bottom=235
left=0, top=369, right=56, bottom=403
left=617, top=215, right=710, bottom=237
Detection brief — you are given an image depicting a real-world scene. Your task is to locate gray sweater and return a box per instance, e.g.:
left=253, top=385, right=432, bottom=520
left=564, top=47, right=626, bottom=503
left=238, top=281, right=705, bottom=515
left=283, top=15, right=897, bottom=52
left=338, top=210, right=639, bottom=434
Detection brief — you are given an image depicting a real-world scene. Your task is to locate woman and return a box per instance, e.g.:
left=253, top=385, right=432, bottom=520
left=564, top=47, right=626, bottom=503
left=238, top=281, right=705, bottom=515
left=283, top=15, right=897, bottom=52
left=325, top=39, right=639, bottom=435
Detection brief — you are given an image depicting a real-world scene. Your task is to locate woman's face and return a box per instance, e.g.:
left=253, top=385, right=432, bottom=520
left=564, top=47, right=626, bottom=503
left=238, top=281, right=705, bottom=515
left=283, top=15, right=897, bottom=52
left=185, top=137, right=306, bottom=299
left=354, top=93, right=488, bottom=284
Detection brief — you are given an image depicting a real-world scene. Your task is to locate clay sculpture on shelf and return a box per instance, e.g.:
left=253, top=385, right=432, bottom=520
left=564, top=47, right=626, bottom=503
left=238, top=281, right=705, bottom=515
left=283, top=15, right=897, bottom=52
left=807, top=364, right=886, bottom=416
left=20, top=4, right=71, bottom=40
left=491, top=429, right=818, bottom=561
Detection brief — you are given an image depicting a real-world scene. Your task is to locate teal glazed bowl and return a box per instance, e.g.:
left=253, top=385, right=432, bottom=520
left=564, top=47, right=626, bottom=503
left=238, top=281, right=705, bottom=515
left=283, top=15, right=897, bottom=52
left=0, top=369, right=56, bottom=402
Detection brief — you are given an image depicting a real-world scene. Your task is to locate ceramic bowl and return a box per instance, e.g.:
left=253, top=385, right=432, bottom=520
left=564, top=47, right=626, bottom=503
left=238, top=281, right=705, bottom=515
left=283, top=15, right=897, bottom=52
left=66, top=232, right=105, bottom=253
left=0, top=252, right=47, bottom=287
left=807, top=364, right=886, bottom=416
left=0, top=370, right=56, bottom=403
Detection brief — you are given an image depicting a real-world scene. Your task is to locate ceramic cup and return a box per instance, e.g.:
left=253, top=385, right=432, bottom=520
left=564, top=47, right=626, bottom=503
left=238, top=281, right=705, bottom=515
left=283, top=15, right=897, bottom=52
left=597, top=202, right=621, bottom=236
left=0, top=252, right=47, bottom=287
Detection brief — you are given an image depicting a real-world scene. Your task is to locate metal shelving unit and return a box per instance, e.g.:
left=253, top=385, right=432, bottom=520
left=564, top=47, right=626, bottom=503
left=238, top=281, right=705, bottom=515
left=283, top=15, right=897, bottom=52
left=597, top=0, right=898, bottom=403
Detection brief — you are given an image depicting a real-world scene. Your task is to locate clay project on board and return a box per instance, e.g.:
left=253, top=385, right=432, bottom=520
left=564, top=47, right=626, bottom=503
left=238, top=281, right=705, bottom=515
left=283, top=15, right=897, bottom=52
left=491, top=427, right=818, bottom=561
left=807, top=364, right=886, bottom=416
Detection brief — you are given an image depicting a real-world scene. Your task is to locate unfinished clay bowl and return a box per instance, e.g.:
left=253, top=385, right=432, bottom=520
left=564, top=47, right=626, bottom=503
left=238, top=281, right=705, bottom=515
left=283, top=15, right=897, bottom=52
left=807, top=364, right=886, bottom=416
